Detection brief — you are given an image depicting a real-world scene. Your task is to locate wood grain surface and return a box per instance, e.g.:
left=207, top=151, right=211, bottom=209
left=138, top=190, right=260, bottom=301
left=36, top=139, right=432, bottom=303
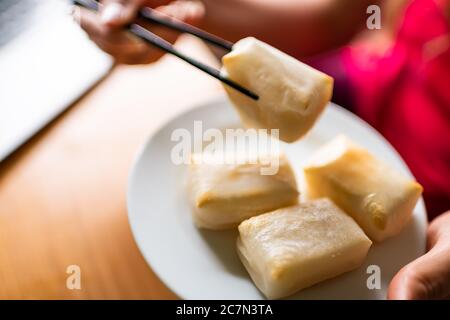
left=0, top=36, right=222, bottom=299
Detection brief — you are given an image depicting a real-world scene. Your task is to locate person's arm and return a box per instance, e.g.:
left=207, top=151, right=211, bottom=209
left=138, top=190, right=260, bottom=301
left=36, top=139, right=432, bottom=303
left=199, top=0, right=378, bottom=57
left=75, top=0, right=378, bottom=64
left=388, top=211, right=450, bottom=299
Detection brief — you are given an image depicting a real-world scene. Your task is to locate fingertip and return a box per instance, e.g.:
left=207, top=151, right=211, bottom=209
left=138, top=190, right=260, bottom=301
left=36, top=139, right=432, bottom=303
left=101, top=2, right=131, bottom=27
left=157, top=1, right=204, bottom=26
left=388, top=268, right=412, bottom=300
left=388, top=263, right=435, bottom=300
left=184, top=0, right=205, bottom=23
left=76, top=7, right=99, bottom=32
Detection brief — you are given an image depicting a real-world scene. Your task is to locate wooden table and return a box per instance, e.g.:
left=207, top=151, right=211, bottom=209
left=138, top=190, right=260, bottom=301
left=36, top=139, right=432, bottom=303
left=0, top=36, right=222, bottom=299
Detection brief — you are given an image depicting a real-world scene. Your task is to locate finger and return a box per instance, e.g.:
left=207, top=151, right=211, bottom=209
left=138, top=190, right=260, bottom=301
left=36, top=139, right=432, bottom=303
left=77, top=1, right=204, bottom=64
left=77, top=7, right=147, bottom=61
left=388, top=211, right=450, bottom=300
left=387, top=247, right=450, bottom=299
left=100, top=0, right=142, bottom=27
left=115, top=47, right=164, bottom=64
left=427, top=210, right=450, bottom=249
left=89, top=28, right=166, bottom=64
left=91, top=33, right=149, bottom=55
left=79, top=1, right=203, bottom=43
left=156, top=1, right=205, bottom=27
left=82, top=15, right=177, bottom=64
left=77, top=7, right=109, bottom=40
left=111, top=1, right=205, bottom=64
left=100, top=0, right=174, bottom=27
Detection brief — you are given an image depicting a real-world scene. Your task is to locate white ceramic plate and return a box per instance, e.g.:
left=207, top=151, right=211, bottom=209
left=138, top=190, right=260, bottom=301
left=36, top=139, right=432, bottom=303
left=127, top=98, right=427, bottom=300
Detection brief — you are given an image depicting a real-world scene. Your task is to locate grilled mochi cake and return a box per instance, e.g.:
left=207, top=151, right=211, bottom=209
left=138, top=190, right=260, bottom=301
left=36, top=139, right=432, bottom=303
left=221, top=37, right=333, bottom=143
left=187, top=150, right=299, bottom=230
left=237, top=199, right=372, bottom=299
left=304, top=135, right=423, bottom=242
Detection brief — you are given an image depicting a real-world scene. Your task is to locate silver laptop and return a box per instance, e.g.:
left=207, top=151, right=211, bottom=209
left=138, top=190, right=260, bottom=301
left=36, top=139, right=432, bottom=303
left=0, top=0, right=112, bottom=161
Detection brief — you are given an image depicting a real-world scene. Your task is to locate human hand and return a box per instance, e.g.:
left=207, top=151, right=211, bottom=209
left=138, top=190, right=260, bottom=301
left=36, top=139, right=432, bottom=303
left=74, top=0, right=204, bottom=64
left=388, top=211, right=450, bottom=299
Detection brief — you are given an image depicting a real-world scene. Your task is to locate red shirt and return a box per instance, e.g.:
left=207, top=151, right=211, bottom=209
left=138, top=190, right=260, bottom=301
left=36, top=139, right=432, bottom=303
left=343, top=0, right=450, bottom=219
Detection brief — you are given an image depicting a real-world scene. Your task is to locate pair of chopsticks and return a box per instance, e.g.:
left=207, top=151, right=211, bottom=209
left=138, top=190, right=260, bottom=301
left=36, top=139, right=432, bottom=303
left=73, top=0, right=259, bottom=100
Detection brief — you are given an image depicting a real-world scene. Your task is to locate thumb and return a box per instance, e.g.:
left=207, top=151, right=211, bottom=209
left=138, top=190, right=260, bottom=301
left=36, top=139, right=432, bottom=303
left=388, top=211, right=450, bottom=299
left=100, top=0, right=142, bottom=27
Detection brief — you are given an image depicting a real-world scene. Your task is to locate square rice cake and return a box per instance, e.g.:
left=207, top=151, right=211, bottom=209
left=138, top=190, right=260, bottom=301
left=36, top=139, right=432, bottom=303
left=237, top=199, right=372, bottom=299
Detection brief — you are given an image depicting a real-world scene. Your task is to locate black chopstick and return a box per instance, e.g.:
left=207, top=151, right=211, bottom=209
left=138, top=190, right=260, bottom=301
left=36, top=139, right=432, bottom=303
left=138, top=7, right=233, bottom=51
left=73, top=0, right=259, bottom=100
left=129, top=24, right=259, bottom=100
